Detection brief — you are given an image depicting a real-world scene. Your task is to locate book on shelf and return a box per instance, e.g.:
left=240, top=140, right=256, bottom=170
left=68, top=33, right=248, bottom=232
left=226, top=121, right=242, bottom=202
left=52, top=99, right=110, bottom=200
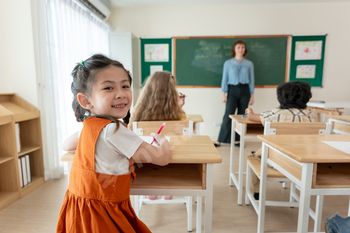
left=15, top=123, right=21, bottom=153
left=18, top=155, right=31, bottom=187
left=25, top=154, right=31, bottom=183
left=18, top=158, right=23, bottom=188
left=20, top=156, right=28, bottom=186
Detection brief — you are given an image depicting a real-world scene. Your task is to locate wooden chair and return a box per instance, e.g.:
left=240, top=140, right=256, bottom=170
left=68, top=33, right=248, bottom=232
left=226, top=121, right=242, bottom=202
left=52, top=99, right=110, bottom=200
left=132, top=120, right=199, bottom=232
left=132, top=120, right=195, bottom=136
left=245, top=121, right=332, bottom=232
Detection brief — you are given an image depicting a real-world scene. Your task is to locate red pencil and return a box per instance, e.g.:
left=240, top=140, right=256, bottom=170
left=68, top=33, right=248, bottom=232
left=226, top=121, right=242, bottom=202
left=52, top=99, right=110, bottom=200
left=151, top=123, right=166, bottom=145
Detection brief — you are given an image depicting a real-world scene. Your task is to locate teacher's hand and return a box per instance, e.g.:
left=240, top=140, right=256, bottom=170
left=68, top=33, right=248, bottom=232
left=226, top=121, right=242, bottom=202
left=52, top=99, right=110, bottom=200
left=222, top=92, right=227, bottom=103
left=249, top=94, right=254, bottom=105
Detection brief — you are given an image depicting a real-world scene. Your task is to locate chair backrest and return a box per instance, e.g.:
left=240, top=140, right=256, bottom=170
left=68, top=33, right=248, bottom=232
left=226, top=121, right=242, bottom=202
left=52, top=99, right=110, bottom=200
left=264, top=122, right=332, bottom=135
left=132, top=120, right=194, bottom=136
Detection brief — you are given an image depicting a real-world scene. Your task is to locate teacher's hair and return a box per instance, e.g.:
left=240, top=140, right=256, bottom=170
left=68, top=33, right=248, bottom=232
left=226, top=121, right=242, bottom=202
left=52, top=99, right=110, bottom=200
left=277, top=81, right=312, bottom=109
left=230, top=40, right=248, bottom=57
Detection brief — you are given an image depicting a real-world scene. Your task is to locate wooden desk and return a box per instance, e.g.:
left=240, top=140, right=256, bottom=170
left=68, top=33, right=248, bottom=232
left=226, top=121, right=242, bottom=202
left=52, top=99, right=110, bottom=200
left=229, top=114, right=264, bottom=205
left=60, top=135, right=222, bottom=233
left=327, top=115, right=350, bottom=134
left=184, top=114, right=203, bottom=135
left=257, top=134, right=350, bottom=233
left=132, top=114, right=203, bottom=135
left=307, top=102, right=350, bottom=121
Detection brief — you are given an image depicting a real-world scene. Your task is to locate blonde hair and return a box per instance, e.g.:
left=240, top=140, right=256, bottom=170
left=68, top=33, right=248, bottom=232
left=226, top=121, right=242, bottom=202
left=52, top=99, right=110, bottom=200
left=130, top=71, right=185, bottom=123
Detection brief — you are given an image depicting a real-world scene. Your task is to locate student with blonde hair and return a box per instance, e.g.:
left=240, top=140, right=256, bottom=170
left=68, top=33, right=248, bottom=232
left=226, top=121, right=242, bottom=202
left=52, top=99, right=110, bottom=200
left=130, top=71, right=186, bottom=200
left=130, top=71, right=185, bottom=123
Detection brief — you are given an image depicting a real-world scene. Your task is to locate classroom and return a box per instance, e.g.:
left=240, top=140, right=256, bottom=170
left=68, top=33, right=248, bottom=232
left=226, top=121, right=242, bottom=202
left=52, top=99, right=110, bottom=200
left=1, top=0, right=350, bottom=232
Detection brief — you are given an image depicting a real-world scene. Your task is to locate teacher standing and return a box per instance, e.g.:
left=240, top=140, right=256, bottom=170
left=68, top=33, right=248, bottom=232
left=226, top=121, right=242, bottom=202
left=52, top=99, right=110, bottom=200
left=214, top=40, right=254, bottom=147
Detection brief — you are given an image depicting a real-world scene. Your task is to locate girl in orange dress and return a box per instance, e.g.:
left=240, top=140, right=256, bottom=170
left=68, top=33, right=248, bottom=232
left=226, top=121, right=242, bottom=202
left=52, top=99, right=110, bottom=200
left=56, top=54, right=172, bottom=233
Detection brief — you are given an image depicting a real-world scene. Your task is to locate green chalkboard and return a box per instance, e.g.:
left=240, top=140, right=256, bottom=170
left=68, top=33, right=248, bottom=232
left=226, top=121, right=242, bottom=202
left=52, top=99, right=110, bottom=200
left=174, top=36, right=289, bottom=87
left=289, top=35, right=326, bottom=87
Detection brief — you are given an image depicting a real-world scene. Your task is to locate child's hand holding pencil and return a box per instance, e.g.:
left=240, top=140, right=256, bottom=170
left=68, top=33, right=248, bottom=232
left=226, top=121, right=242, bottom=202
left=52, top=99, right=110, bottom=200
left=151, top=122, right=165, bottom=146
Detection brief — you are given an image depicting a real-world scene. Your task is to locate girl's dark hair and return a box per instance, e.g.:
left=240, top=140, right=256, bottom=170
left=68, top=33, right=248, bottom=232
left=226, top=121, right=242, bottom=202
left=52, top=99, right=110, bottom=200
left=277, top=81, right=312, bottom=109
left=71, top=54, right=132, bottom=127
left=229, top=40, right=248, bottom=57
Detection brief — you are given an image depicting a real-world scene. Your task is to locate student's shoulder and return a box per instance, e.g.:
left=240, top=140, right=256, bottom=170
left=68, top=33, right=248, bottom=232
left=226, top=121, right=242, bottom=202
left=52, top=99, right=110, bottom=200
left=104, top=122, right=129, bottom=135
left=261, top=108, right=280, bottom=116
left=303, top=108, right=318, bottom=119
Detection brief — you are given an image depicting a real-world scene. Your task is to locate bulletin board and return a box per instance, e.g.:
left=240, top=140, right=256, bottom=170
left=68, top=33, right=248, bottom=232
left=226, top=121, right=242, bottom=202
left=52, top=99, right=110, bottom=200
left=140, top=38, right=172, bottom=85
left=289, top=35, right=326, bottom=87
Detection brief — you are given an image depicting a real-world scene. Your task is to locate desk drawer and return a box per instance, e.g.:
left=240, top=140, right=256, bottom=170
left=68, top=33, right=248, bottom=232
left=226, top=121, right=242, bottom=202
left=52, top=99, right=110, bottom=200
left=313, top=163, right=350, bottom=188
left=132, top=163, right=205, bottom=189
left=268, top=148, right=302, bottom=181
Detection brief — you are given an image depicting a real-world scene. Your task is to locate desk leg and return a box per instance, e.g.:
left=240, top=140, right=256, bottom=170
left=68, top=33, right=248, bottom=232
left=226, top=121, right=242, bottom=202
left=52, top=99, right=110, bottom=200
left=205, top=164, right=214, bottom=233
left=257, top=143, right=268, bottom=233
left=314, top=195, right=324, bottom=232
left=237, top=124, right=245, bottom=206
left=229, top=119, right=236, bottom=187
left=197, top=196, right=202, bottom=233
left=187, top=196, right=193, bottom=231
left=134, top=196, right=140, bottom=217
left=196, top=122, right=200, bottom=135
left=297, top=163, right=314, bottom=233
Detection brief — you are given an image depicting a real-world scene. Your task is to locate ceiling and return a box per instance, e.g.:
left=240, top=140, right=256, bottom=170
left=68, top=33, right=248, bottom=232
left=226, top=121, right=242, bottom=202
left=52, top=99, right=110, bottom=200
left=111, top=0, right=350, bottom=8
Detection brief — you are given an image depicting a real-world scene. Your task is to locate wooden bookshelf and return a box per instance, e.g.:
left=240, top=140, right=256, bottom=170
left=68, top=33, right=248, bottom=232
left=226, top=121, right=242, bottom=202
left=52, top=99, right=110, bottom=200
left=0, top=94, right=44, bottom=211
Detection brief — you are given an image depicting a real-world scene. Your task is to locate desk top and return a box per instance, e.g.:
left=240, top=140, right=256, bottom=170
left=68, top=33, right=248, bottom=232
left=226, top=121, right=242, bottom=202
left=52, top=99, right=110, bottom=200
left=229, top=114, right=263, bottom=124
left=257, top=134, right=350, bottom=163
left=185, top=114, right=203, bottom=122
left=327, top=115, right=350, bottom=122
left=61, top=135, right=222, bottom=164
left=307, top=101, right=350, bottom=109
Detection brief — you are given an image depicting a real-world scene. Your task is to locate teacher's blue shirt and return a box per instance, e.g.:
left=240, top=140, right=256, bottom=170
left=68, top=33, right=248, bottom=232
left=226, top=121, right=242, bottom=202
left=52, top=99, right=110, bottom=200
left=221, top=58, right=255, bottom=94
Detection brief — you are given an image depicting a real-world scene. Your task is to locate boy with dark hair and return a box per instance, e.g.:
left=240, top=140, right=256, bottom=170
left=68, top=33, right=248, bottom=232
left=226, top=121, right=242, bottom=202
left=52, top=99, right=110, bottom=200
left=245, top=81, right=317, bottom=200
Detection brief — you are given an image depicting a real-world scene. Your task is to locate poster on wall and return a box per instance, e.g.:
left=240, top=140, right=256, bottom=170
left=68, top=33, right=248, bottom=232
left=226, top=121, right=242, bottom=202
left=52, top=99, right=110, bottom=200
left=150, top=65, right=163, bottom=74
left=289, top=35, right=326, bottom=87
left=295, top=41, right=323, bottom=60
left=144, top=44, right=169, bottom=62
left=296, top=65, right=316, bottom=79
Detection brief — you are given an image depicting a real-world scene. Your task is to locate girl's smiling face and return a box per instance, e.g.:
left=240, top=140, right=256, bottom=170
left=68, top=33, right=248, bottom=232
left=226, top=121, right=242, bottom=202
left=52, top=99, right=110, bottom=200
left=88, top=66, right=132, bottom=119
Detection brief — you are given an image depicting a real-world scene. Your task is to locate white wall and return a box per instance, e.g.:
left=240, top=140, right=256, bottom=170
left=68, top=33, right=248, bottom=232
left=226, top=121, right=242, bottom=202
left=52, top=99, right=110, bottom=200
left=0, top=0, right=38, bottom=107
left=108, top=2, right=350, bottom=140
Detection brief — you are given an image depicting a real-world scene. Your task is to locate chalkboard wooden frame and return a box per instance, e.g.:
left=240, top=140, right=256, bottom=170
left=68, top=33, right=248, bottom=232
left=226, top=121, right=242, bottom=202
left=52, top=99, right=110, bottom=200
left=173, top=35, right=291, bottom=88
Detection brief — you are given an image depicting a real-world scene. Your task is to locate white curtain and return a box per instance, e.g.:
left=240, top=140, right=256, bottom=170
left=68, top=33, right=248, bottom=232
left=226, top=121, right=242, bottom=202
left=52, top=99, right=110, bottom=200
left=31, top=0, right=110, bottom=180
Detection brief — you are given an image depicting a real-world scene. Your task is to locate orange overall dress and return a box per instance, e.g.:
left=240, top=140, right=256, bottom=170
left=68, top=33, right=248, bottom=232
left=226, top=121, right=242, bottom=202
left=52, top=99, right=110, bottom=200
left=56, top=117, right=151, bottom=233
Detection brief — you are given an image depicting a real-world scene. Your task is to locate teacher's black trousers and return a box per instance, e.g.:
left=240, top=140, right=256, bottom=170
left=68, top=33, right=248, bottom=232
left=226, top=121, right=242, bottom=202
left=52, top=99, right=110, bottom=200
left=217, top=84, right=251, bottom=143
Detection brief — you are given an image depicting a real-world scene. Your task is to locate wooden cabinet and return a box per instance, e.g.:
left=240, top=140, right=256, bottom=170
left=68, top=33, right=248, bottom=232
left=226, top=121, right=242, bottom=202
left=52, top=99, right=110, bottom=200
left=0, top=94, right=44, bottom=211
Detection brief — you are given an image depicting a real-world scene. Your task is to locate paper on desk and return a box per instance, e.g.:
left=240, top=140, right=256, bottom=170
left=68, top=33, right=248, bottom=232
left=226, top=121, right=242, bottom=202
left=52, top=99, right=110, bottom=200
left=322, top=141, right=350, bottom=154
left=140, top=136, right=170, bottom=147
